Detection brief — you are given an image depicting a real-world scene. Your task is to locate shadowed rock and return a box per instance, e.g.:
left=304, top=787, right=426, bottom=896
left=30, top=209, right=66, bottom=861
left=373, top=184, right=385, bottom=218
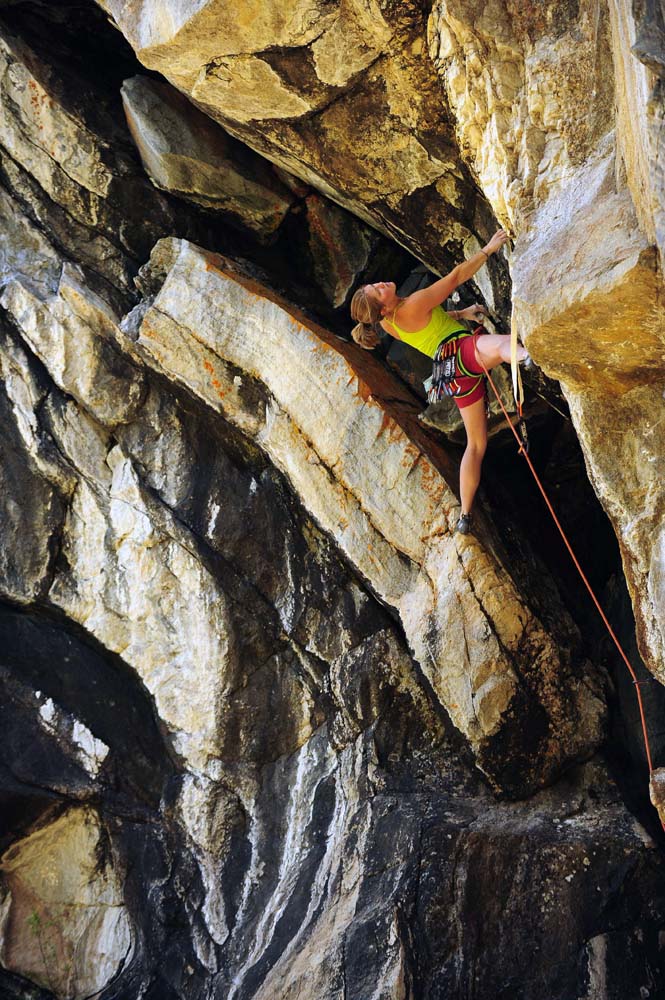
left=121, top=75, right=294, bottom=239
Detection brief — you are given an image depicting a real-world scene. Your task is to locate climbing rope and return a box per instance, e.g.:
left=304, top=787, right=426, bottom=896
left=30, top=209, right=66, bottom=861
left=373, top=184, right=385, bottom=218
left=479, top=357, right=663, bottom=827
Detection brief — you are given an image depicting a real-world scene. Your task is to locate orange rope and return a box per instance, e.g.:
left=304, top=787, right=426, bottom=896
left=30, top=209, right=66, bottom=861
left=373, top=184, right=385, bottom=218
left=479, top=361, right=661, bottom=819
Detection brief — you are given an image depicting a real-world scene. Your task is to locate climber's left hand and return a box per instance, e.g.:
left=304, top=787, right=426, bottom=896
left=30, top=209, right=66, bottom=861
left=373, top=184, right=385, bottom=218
left=461, top=303, right=487, bottom=324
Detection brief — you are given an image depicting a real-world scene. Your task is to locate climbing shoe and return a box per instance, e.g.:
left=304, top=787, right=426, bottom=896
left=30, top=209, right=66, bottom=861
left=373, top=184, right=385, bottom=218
left=456, top=512, right=473, bottom=536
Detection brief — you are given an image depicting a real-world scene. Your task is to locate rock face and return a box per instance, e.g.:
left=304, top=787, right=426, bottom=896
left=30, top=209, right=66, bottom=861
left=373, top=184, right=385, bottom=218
left=428, top=0, right=665, bottom=684
left=120, top=74, right=295, bottom=239
left=124, top=236, right=606, bottom=795
left=0, top=3, right=664, bottom=999
left=95, top=0, right=512, bottom=315
left=0, top=807, right=131, bottom=998
left=97, top=0, right=665, bottom=689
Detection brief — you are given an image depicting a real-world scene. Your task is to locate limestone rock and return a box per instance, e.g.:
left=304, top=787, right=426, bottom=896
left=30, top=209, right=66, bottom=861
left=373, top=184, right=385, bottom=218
left=0, top=187, right=61, bottom=299
left=429, top=0, right=617, bottom=230
left=0, top=13, right=412, bottom=335
left=0, top=665, right=106, bottom=827
left=0, top=806, right=132, bottom=999
left=2, top=217, right=604, bottom=792
left=649, top=767, right=665, bottom=826
left=429, top=0, right=665, bottom=686
left=0, top=5, right=664, bottom=997
left=94, top=0, right=665, bottom=697
left=609, top=0, right=665, bottom=259
left=1, top=262, right=146, bottom=429
left=302, top=193, right=382, bottom=308
left=121, top=74, right=294, bottom=238
left=564, top=386, right=665, bottom=686
left=97, top=0, right=511, bottom=314
left=0, top=325, right=70, bottom=605
left=126, top=237, right=606, bottom=795
left=0, top=25, right=179, bottom=301
left=0, top=212, right=660, bottom=998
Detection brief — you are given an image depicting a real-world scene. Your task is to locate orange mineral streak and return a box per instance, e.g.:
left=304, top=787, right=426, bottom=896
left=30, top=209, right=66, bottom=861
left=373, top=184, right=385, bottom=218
left=375, top=411, right=407, bottom=445
left=401, top=444, right=424, bottom=475
left=202, top=358, right=225, bottom=397
left=417, top=458, right=449, bottom=505
left=355, top=377, right=374, bottom=404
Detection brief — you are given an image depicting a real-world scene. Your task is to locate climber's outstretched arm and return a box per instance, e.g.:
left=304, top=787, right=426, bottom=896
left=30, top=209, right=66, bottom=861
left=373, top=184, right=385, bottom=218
left=401, top=230, right=508, bottom=322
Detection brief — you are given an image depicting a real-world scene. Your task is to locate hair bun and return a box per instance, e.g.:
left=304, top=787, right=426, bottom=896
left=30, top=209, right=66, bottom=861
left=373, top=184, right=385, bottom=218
left=351, top=321, right=381, bottom=350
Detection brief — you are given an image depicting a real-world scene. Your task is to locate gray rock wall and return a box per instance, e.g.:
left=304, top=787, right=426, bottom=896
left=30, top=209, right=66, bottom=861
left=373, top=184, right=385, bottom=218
left=0, top=3, right=664, bottom=998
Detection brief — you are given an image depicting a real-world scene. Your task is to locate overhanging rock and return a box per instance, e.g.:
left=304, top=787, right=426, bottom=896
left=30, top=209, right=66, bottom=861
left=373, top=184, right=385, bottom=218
left=127, top=237, right=606, bottom=797
left=95, top=0, right=511, bottom=311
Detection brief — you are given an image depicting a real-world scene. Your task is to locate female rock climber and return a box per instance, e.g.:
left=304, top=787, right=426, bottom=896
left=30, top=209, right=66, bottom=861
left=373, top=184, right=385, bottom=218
left=350, top=229, right=528, bottom=536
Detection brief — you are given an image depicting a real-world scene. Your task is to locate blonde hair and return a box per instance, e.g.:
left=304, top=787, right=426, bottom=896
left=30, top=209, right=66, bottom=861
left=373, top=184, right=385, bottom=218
left=350, top=286, right=382, bottom=350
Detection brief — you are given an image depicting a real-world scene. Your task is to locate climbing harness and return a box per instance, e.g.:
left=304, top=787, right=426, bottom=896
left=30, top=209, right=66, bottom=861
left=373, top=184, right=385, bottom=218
left=426, top=330, right=483, bottom=404
left=478, top=355, right=663, bottom=830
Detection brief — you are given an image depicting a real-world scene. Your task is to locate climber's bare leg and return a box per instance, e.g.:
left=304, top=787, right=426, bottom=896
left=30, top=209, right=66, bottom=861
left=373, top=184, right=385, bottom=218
left=458, top=396, right=487, bottom=515
left=475, top=333, right=527, bottom=370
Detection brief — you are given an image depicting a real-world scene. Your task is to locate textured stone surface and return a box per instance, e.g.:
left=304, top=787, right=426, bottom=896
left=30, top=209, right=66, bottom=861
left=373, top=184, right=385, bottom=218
left=429, top=0, right=665, bottom=686
left=302, top=193, right=381, bottom=308
left=96, top=0, right=512, bottom=315
left=95, top=0, right=665, bottom=694
left=565, top=386, right=665, bottom=685
left=609, top=0, right=665, bottom=257
left=0, top=217, right=660, bottom=996
left=0, top=806, right=131, bottom=998
left=429, top=0, right=616, bottom=230
left=121, top=74, right=294, bottom=238
left=650, top=767, right=665, bottom=826
left=0, top=210, right=605, bottom=793
left=0, top=25, right=178, bottom=303
left=0, top=10, right=416, bottom=344
left=121, top=237, right=607, bottom=795
left=0, top=4, right=664, bottom=998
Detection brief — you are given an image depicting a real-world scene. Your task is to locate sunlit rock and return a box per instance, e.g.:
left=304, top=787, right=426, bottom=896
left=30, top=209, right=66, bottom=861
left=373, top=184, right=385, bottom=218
left=126, top=237, right=606, bottom=795
left=429, top=0, right=665, bottom=683
left=2, top=263, right=146, bottom=428
left=1, top=4, right=664, bottom=995
left=97, top=0, right=511, bottom=311
left=0, top=806, right=131, bottom=999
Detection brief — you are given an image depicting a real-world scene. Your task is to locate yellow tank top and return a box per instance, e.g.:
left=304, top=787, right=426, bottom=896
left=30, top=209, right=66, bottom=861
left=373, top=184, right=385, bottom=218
left=387, top=304, right=465, bottom=359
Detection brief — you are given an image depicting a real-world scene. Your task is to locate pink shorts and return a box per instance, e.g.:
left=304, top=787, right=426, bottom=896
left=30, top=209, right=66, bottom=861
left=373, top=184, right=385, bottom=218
left=451, top=332, right=486, bottom=409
